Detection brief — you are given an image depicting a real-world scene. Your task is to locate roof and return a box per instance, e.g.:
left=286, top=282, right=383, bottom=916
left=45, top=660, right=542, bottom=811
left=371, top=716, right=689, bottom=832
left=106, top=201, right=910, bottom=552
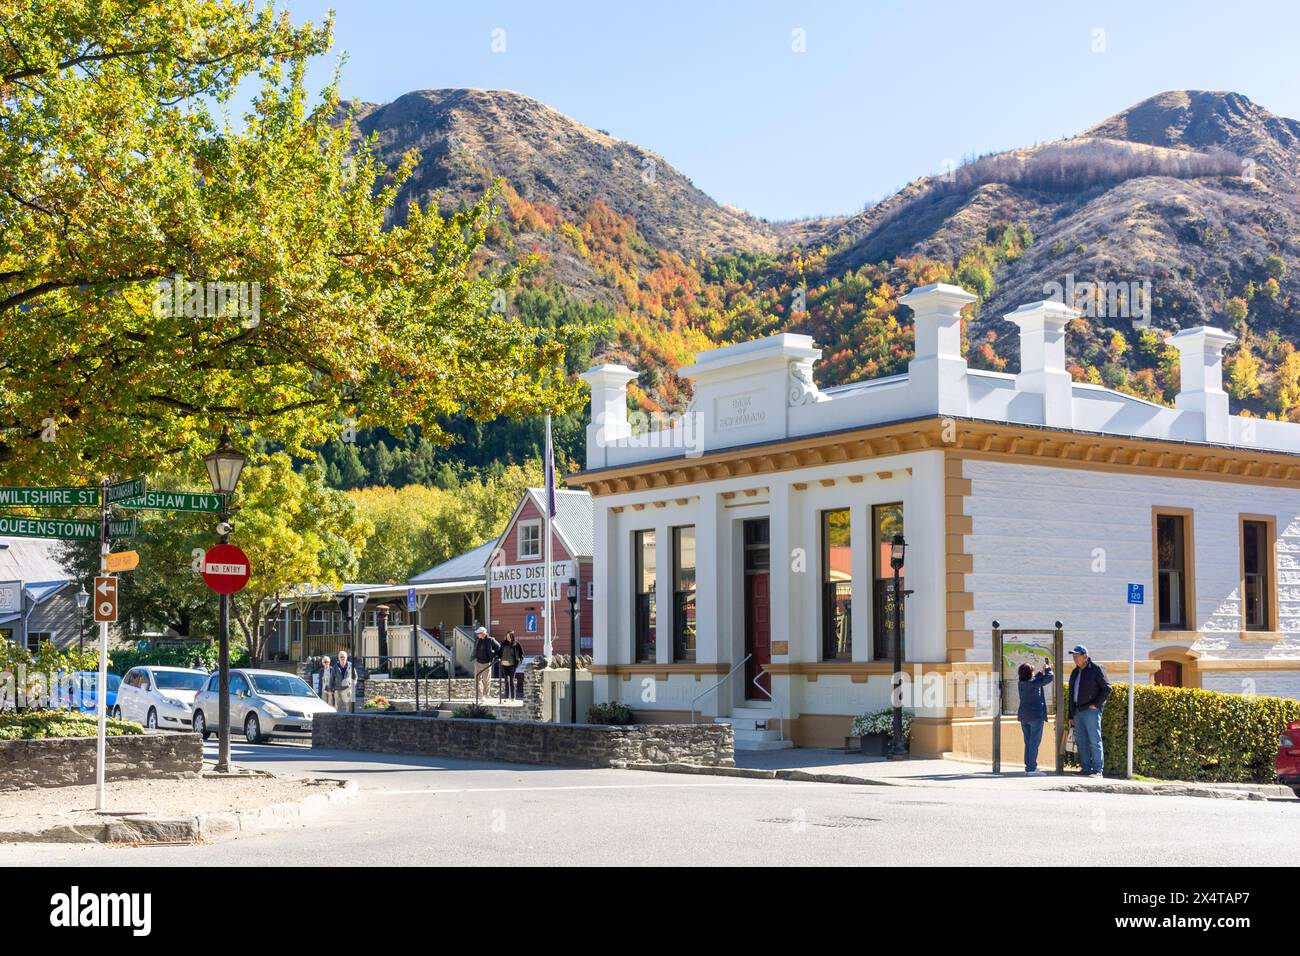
left=520, top=488, right=594, bottom=559
left=0, top=537, right=73, bottom=585
left=409, top=539, right=497, bottom=585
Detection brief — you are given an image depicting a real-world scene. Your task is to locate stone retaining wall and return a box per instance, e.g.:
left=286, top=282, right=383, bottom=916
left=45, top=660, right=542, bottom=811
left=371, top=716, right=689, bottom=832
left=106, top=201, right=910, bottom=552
left=313, top=712, right=734, bottom=768
left=0, top=732, right=203, bottom=790
left=361, top=677, right=506, bottom=702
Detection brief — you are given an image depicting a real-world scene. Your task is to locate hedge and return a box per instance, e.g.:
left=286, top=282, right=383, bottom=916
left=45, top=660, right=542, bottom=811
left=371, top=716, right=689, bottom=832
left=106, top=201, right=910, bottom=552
left=0, top=710, right=144, bottom=740
left=108, top=641, right=249, bottom=676
left=1088, top=682, right=1300, bottom=783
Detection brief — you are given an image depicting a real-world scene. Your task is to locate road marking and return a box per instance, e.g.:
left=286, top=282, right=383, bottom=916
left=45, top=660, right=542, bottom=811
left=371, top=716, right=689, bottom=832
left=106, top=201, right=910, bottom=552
left=368, top=781, right=838, bottom=795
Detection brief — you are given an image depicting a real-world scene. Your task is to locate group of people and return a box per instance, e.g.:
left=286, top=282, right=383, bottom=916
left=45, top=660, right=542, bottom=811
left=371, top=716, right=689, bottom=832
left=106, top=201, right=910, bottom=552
left=472, top=626, right=526, bottom=700
left=1016, top=643, right=1112, bottom=775
left=312, top=651, right=357, bottom=710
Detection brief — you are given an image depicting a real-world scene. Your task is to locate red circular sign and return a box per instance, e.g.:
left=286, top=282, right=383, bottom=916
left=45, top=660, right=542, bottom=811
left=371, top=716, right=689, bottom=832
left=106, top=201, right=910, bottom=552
left=201, top=543, right=251, bottom=595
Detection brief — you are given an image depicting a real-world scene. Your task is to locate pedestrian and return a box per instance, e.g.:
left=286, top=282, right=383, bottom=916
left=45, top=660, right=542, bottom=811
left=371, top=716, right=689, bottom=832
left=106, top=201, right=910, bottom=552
left=317, top=654, right=334, bottom=707
left=472, top=626, right=499, bottom=700
left=1017, top=657, right=1053, bottom=775
left=333, top=651, right=357, bottom=711
left=1067, top=644, right=1111, bottom=777
left=497, top=630, right=524, bottom=701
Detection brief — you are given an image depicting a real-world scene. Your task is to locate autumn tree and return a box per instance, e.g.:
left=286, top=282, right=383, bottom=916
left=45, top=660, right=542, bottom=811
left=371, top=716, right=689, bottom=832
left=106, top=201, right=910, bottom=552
left=0, top=1, right=587, bottom=485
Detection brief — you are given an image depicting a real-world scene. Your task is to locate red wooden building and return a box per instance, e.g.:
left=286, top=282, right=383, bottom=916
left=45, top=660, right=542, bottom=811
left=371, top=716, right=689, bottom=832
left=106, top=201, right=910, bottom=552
left=485, top=488, right=593, bottom=657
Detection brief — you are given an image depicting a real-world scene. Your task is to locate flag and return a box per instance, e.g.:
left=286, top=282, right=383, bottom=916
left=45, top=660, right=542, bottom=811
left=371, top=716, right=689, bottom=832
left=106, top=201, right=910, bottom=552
left=544, top=415, right=557, bottom=518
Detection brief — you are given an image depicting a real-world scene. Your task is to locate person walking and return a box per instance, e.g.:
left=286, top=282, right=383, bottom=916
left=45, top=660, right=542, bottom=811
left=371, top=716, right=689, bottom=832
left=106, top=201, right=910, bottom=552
left=497, top=631, right=524, bottom=701
left=472, top=626, right=499, bottom=700
left=1017, top=657, right=1053, bottom=775
left=332, top=651, right=357, bottom=712
left=316, top=654, right=335, bottom=707
left=1067, top=644, right=1111, bottom=777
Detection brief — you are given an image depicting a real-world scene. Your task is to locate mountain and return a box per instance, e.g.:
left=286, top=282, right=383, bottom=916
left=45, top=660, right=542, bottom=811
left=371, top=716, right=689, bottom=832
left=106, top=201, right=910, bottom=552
left=322, top=89, right=1300, bottom=489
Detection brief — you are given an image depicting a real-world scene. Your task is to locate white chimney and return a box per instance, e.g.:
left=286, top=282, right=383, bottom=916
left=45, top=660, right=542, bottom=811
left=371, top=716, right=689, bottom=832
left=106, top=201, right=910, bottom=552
left=1007, top=300, right=1079, bottom=428
left=900, top=283, right=977, bottom=416
left=579, top=363, right=638, bottom=469
left=1170, top=327, right=1237, bottom=443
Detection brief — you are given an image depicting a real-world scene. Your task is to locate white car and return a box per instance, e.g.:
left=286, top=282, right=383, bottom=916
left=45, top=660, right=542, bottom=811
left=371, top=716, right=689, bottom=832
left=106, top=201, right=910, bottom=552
left=192, top=668, right=335, bottom=743
left=113, top=665, right=209, bottom=730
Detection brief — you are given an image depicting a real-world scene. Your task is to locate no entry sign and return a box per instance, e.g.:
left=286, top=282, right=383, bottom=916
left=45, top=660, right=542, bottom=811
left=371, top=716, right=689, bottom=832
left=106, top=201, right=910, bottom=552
left=201, top=544, right=251, bottom=594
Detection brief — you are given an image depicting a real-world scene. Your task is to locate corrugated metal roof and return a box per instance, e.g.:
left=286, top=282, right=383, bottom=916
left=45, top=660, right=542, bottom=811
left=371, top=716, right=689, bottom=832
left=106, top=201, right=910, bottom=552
left=0, top=537, right=73, bottom=586
left=409, top=539, right=496, bottom=584
left=537, top=488, right=594, bottom=559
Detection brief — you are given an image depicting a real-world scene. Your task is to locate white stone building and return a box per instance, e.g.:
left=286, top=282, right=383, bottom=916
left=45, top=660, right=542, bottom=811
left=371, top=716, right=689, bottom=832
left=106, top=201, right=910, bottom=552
left=568, top=284, right=1300, bottom=757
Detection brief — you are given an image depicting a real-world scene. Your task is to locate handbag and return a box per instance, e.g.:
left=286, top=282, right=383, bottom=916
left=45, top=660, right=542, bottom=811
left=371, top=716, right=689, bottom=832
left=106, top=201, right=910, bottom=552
left=1064, top=727, right=1078, bottom=753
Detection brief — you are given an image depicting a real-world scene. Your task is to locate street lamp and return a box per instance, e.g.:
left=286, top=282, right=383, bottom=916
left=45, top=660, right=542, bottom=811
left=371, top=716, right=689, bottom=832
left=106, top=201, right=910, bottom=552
left=349, top=589, right=370, bottom=713
left=566, top=577, right=579, bottom=724
left=75, top=585, right=89, bottom=652
left=205, top=430, right=246, bottom=774
left=887, top=533, right=909, bottom=760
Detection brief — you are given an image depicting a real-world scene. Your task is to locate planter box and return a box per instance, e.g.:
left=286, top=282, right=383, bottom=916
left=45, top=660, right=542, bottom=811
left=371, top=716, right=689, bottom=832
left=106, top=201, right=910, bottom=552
left=860, top=732, right=890, bottom=756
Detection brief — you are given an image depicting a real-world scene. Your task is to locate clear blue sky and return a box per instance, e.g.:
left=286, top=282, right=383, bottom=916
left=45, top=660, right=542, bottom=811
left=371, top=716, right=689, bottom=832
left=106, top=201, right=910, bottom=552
left=280, top=0, right=1300, bottom=221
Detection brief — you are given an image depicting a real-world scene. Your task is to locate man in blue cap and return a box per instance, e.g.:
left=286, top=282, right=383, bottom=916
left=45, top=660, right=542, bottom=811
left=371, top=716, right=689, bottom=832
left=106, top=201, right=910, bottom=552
left=1067, top=645, right=1111, bottom=776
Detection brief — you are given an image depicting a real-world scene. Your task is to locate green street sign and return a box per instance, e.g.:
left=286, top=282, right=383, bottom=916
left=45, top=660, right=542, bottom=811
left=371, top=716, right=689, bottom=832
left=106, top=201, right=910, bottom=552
left=106, top=477, right=146, bottom=503
left=108, top=519, right=136, bottom=538
left=117, top=491, right=221, bottom=513
left=0, top=517, right=99, bottom=540
left=0, top=486, right=99, bottom=507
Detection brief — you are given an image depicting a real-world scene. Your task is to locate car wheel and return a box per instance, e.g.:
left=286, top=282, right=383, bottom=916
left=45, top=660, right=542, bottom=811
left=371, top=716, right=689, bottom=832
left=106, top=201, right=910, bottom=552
left=146, top=707, right=158, bottom=730
left=244, top=713, right=263, bottom=744
left=1293, top=787, right=1300, bottom=800
left=111, top=705, right=121, bottom=719
left=193, top=710, right=210, bottom=740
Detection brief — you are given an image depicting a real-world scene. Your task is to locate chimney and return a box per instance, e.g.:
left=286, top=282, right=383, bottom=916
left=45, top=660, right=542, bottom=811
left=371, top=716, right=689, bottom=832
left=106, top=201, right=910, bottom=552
left=579, top=363, right=638, bottom=469
left=900, top=283, right=977, bottom=416
left=1007, top=300, right=1079, bottom=428
left=1170, top=327, right=1237, bottom=443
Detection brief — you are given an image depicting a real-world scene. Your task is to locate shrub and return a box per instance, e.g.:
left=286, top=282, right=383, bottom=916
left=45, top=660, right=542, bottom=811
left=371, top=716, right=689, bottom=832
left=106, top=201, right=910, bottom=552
left=0, top=710, right=143, bottom=740
left=587, top=702, right=635, bottom=725
left=852, top=708, right=913, bottom=739
left=364, top=696, right=393, bottom=710
left=451, top=703, right=495, bottom=720
left=109, top=641, right=249, bottom=676
left=1087, top=683, right=1300, bottom=783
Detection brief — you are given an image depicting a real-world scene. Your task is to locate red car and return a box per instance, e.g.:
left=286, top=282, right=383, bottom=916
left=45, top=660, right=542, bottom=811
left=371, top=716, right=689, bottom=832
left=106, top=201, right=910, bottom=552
left=1279, top=721, right=1300, bottom=798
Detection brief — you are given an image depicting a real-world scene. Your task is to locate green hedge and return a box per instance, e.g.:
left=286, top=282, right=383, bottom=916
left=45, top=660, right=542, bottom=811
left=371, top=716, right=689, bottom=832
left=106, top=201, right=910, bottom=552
left=587, top=702, right=634, bottom=725
left=108, top=641, right=249, bottom=676
left=1090, top=682, right=1300, bottom=783
left=0, top=710, right=144, bottom=740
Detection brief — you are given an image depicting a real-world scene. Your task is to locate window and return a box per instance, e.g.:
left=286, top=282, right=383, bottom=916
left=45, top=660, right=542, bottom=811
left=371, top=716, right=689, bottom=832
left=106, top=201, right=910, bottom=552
left=230, top=673, right=249, bottom=696
left=672, top=526, right=697, bottom=662
left=25, top=631, right=51, bottom=652
left=634, top=530, right=657, bottom=663
left=587, top=581, right=594, bottom=602
left=1155, top=511, right=1192, bottom=630
left=821, top=509, right=852, bottom=660
left=1242, top=518, right=1274, bottom=632
left=872, top=503, right=905, bottom=660
left=518, top=520, right=542, bottom=560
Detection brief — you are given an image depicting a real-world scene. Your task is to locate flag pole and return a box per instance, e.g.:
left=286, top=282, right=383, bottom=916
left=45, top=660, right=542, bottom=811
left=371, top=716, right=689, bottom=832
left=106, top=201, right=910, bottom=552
left=543, top=414, right=554, bottom=657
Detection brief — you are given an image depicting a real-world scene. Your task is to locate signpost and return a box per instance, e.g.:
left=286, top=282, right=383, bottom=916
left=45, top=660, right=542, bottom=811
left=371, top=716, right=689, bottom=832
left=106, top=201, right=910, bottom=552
left=1125, top=583, right=1144, bottom=779
left=106, top=477, right=146, bottom=503
left=93, top=575, right=118, bottom=623
left=107, top=519, right=136, bottom=539
left=200, top=543, right=250, bottom=595
left=0, top=487, right=99, bottom=507
left=0, top=516, right=98, bottom=540
left=104, top=551, right=139, bottom=573
left=117, top=490, right=221, bottom=513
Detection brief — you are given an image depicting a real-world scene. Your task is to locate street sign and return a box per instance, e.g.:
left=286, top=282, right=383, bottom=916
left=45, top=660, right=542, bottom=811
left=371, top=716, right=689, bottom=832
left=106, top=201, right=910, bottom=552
left=0, top=580, right=21, bottom=614
left=0, top=516, right=98, bottom=540
left=116, top=491, right=221, bottom=513
left=525, top=612, right=538, bottom=633
left=93, top=576, right=118, bottom=623
left=108, top=519, right=136, bottom=538
left=104, top=551, right=139, bottom=573
left=0, top=486, right=99, bottom=507
left=200, top=543, right=250, bottom=595
left=106, top=477, right=146, bottom=503
left=1127, top=583, right=1145, bottom=605
left=406, top=587, right=417, bottom=613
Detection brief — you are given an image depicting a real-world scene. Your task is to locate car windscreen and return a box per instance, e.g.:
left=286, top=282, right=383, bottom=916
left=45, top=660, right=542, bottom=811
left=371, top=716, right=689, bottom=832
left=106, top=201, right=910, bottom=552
left=153, top=671, right=207, bottom=691
left=249, top=674, right=315, bottom=697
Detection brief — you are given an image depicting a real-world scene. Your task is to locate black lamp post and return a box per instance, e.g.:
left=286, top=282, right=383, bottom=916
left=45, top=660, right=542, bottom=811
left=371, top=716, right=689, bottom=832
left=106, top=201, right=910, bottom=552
left=887, top=533, right=909, bottom=760
left=75, top=585, right=89, bottom=652
left=205, top=430, right=246, bottom=774
left=566, top=577, right=579, bottom=724
left=349, top=589, right=370, bottom=713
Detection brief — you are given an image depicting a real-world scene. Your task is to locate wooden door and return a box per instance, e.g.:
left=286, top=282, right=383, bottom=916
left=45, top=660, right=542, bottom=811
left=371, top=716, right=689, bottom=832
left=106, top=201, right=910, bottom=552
left=746, top=573, right=771, bottom=697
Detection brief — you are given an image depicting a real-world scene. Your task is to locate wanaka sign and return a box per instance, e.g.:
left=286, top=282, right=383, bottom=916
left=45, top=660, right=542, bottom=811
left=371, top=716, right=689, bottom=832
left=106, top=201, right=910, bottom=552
left=489, top=561, right=574, bottom=602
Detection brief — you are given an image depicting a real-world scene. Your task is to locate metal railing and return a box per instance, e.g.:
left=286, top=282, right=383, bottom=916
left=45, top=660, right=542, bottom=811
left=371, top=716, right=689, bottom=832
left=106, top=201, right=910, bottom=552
left=749, top=668, right=784, bottom=742
left=690, top=654, right=750, bottom=724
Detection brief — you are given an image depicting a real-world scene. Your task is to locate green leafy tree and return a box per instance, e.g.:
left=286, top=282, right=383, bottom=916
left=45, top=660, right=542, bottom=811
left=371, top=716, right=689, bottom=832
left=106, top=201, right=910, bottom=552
left=0, top=1, right=586, bottom=484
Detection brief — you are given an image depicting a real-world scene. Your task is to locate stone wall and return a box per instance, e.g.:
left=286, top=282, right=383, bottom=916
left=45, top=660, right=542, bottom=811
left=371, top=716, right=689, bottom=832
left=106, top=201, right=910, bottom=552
left=0, top=732, right=203, bottom=790
left=313, top=712, right=734, bottom=768
left=360, top=677, right=507, bottom=702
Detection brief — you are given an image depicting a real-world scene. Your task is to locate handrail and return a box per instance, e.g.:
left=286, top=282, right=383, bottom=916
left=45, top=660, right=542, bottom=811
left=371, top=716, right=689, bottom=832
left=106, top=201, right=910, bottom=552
left=749, top=668, right=784, bottom=742
left=690, top=654, right=751, bottom=724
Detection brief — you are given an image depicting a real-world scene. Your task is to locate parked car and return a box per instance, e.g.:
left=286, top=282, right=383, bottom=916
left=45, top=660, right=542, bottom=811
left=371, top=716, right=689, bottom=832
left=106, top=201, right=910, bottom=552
left=192, top=668, right=335, bottom=744
left=53, top=671, right=121, bottom=715
left=1278, top=720, right=1300, bottom=798
left=112, top=665, right=208, bottom=730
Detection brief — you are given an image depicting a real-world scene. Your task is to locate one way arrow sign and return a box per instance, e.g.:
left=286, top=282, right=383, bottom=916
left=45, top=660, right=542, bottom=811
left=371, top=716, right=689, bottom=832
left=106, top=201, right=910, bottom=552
left=94, top=575, right=118, bottom=623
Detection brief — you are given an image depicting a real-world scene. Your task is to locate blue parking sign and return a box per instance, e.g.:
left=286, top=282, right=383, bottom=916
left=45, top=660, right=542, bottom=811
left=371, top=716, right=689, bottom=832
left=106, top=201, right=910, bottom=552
left=407, top=587, right=417, bottom=612
left=525, top=613, right=538, bottom=633
left=1127, top=583, right=1144, bottom=605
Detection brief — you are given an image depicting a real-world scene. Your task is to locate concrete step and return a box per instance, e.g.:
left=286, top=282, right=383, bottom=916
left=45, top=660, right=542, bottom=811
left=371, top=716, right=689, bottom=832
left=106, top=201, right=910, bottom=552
left=733, top=732, right=794, bottom=752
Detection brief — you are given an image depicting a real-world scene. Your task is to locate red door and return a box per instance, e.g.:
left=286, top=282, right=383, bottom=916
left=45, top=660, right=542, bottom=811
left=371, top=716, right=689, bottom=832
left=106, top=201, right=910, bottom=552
left=746, top=573, right=771, bottom=697
left=1154, top=660, right=1183, bottom=687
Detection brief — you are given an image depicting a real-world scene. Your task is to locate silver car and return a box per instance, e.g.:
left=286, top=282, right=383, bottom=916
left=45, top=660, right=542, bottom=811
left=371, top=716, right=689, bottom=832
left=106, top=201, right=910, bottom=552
left=192, top=668, right=335, bottom=744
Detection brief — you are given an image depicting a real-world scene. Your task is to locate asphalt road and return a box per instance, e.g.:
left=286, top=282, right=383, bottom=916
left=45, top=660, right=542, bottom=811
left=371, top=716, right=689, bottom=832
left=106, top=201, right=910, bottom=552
left=1, top=739, right=1298, bottom=866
